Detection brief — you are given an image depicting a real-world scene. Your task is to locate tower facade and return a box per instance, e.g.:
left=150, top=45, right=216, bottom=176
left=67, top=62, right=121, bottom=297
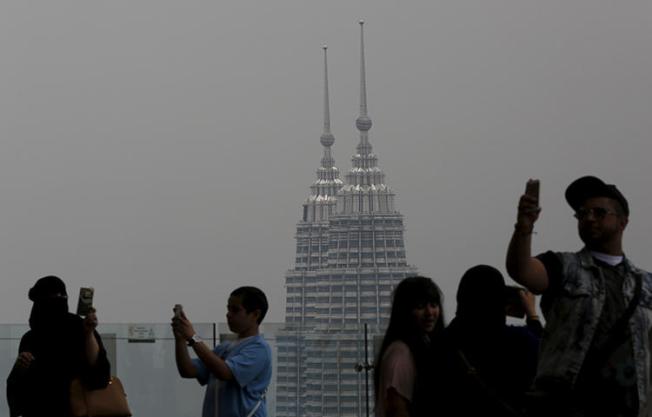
left=276, top=22, right=417, bottom=417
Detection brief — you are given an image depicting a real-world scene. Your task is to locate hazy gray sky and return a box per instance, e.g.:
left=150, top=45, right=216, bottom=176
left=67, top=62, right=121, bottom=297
left=1, top=0, right=650, bottom=324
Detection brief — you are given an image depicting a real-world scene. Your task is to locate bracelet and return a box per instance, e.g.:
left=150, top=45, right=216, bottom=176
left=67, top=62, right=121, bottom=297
left=527, top=315, right=540, bottom=321
left=514, top=223, right=535, bottom=235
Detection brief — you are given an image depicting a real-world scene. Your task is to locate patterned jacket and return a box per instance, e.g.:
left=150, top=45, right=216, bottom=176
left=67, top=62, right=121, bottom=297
left=537, top=248, right=652, bottom=416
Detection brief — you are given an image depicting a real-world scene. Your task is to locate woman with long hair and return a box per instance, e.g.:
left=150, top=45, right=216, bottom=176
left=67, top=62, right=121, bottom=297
left=374, top=276, right=445, bottom=417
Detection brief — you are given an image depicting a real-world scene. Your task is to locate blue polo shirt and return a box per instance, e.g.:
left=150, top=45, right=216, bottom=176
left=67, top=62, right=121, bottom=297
left=192, top=334, right=272, bottom=417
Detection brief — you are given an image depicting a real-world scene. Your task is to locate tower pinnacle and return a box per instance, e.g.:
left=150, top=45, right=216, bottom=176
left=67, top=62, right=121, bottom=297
left=338, top=19, right=395, bottom=216
left=356, top=20, right=372, bottom=133
left=300, top=44, right=343, bottom=224
left=320, top=45, right=335, bottom=148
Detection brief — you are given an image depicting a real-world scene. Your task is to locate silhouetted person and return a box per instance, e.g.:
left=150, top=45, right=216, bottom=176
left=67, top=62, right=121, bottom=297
left=374, top=276, right=445, bottom=417
left=440, top=265, right=540, bottom=417
left=6, top=276, right=110, bottom=417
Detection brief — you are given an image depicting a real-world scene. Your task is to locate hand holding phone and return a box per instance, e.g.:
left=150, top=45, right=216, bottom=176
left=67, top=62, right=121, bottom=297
left=171, top=304, right=195, bottom=341
left=517, top=179, right=541, bottom=228
left=525, top=179, right=540, bottom=204
left=173, top=304, right=184, bottom=319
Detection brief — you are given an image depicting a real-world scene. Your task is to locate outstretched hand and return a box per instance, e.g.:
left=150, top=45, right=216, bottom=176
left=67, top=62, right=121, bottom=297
left=516, top=179, right=541, bottom=230
left=82, top=308, right=98, bottom=335
left=171, top=308, right=195, bottom=341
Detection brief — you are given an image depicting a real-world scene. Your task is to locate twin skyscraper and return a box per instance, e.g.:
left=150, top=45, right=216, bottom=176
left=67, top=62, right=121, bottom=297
left=276, top=21, right=418, bottom=417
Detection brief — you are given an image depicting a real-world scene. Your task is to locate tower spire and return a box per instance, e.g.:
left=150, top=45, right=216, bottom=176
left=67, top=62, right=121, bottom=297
left=301, top=45, right=342, bottom=224
left=355, top=20, right=373, bottom=159
left=338, top=19, right=395, bottom=216
left=321, top=45, right=334, bottom=149
left=356, top=20, right=372, bottom=135
left=320, top=45, right=335, bottom=169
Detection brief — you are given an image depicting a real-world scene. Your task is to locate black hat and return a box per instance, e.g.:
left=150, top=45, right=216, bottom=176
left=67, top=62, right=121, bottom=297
left=28, top=275, right=67, bottom=302
left=565, top=176, right=629, bottom=216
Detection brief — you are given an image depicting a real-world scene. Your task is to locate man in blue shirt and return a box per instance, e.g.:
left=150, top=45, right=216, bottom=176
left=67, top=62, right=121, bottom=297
left=172, top=286, right=272, bottom=417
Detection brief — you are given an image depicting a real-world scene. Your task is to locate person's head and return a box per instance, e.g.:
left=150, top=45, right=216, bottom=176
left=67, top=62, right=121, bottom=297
left=389, top=276, right=443, bottom=337
left=28, top=275, right=68, bottom=302
left=456, top=265, right=506, bottom=328
left=28, top=275, right=70, bottom=330
left=226, top=286, right=268, bottom=335
left=565, top=176, right=629, bottom=253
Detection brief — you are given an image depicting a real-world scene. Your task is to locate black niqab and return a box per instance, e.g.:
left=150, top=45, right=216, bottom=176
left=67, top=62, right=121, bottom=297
left=7, top=276, right=110, bottom=417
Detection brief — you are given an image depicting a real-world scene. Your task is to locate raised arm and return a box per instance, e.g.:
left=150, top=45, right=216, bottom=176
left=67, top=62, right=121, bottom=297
left=188, top=339, right=234, bottom=381
left=82, top=309, right=100, bottom=366
left=506, top=179, right=549, bottom=294
left=81, top=309, right=111, bottom=388
left=173, top=331, right=199, bottom=378
left=171, top=310, right=233, bottom=381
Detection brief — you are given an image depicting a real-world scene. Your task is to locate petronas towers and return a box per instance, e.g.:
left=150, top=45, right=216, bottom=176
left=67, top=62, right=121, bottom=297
left=275, top=21, right=418, bottom=417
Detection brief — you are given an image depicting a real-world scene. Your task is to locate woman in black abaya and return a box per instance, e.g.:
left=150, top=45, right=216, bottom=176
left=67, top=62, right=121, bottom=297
left=6, top=276, right=110, bottom=417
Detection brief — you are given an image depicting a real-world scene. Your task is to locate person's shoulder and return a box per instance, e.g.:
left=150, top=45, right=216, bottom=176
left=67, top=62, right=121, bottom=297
left=242, top=335, right=272, bottom=356
left=252, top=334, right=271, bottom=350
left=628, top=261, right=652, bottom=288
left=535, top=250, right=563, bottom=263
left=384, top=340, right=412, bottom=358
left=253, top=336, right=273, bottom=369
left=626, top=258, right=651, bottom=276
left=380, top=341, right=416, bottom=372
left=248, top=334, right=269, bottom=345
left=537, top=250, right=577, bottom=286
left=642, top=269, right=652, bottom=297
left=19, top=329, right=34, bottom=346
left=644, top=269, right=652, bottom=281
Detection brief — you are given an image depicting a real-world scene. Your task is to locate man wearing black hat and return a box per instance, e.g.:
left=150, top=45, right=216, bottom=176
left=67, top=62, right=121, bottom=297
left=506, top=176, right=652, bottom=417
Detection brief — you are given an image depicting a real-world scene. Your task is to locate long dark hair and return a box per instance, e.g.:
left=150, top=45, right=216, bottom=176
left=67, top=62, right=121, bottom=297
left=374, top=276, right=445, bottom=411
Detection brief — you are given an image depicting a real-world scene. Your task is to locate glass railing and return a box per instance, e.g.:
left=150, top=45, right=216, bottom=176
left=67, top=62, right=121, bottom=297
left=0, top=322, right=381, bottom=417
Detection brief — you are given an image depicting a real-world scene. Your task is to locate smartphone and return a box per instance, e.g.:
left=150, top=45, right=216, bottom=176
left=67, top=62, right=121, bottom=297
left=173, top=304, right=184, bottom=319
left=505, top=286, right=526, bottom=318
left=525, top=179, right=540, bottom=202
left=76, top=287, right=94, bottom=316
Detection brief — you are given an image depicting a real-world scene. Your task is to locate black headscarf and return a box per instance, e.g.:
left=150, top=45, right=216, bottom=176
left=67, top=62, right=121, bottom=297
left=28, top=275, right=70, bottom=332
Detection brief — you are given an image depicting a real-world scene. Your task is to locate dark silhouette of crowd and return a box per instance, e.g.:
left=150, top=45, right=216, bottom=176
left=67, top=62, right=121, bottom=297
left=375, top=176, right=652, bottom=417
left=374, top=268, right=541, bottom=417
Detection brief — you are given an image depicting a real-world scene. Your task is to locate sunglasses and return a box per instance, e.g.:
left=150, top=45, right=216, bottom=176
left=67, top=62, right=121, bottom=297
left=574, top=207, right=618, bottom=221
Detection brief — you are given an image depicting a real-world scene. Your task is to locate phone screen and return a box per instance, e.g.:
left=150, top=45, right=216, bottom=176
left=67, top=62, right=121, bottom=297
left=525, top=179, right=540, bottom=201
left=76, top=287, right=94, bottom=316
